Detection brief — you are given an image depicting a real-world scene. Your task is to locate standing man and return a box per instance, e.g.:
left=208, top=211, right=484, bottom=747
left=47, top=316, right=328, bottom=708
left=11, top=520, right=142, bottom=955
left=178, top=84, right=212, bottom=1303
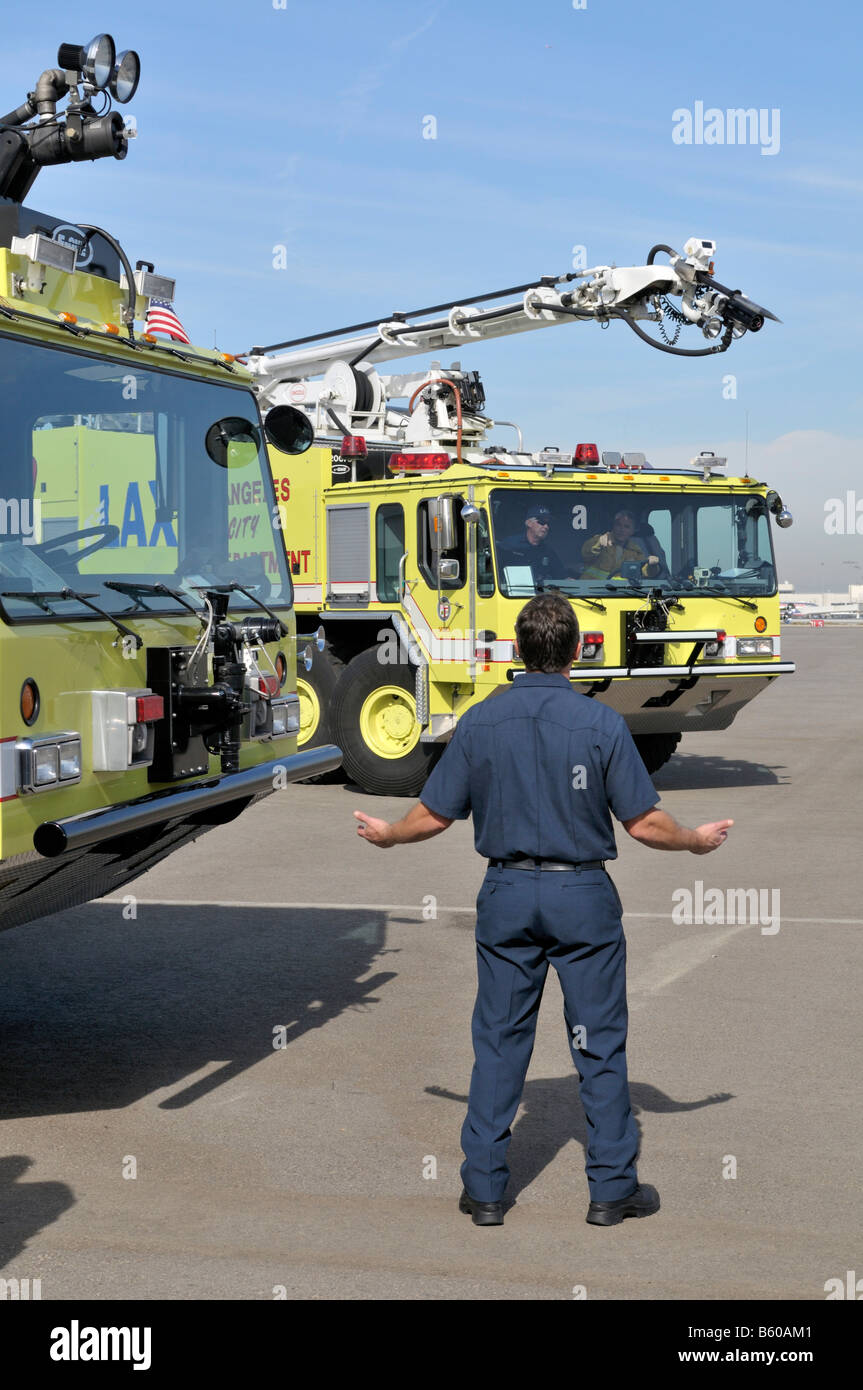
left=354, top=593, right=732, bottom=1227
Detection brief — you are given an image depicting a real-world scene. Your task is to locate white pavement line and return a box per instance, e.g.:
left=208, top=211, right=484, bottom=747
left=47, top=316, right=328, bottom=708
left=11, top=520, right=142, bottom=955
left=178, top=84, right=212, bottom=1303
left=624, top=913, right=863, bottom=925
left=629, top=925, right=747, bottom=1003
left=99, top=900, right=450, bottom=911
left=99, top=897, right=863, bottom=925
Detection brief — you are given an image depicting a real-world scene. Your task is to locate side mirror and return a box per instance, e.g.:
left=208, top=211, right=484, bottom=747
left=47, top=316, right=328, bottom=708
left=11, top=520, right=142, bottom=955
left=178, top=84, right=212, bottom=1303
left=438, top=557, right=460, bottom=583
left=264, top=405, right=314, bottom=455
left=205, top=417, right=260, bottom=469
left=430, top=495, right=456, bottom=551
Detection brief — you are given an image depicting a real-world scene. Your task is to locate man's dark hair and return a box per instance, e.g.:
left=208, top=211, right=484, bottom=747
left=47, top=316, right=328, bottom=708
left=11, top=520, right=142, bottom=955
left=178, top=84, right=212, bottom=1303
left=515, top=593, right=580, bottom=673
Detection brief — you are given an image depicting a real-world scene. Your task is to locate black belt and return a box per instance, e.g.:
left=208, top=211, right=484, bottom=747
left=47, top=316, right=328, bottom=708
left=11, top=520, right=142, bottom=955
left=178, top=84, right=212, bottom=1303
left=488, top=857, right=605, bottom=872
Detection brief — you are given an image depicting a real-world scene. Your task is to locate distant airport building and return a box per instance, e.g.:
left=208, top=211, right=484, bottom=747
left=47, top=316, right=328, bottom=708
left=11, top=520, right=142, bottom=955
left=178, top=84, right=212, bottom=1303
left=779, top=584, right=862, bottom=620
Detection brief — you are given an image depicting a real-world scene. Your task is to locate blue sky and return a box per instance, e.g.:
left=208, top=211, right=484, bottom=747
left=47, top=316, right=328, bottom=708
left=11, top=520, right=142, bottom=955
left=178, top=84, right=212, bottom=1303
left=2, top=0, right=861, bottom=586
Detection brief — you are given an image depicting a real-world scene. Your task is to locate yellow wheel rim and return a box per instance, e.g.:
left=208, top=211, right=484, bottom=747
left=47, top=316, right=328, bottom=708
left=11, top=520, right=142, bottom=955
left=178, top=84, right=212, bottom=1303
left=359, top=685, right=421, bottom=759
left=296, top=677, right=320, bottom=746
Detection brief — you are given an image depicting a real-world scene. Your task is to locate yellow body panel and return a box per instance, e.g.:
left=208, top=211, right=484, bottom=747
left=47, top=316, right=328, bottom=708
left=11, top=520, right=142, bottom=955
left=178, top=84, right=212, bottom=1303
left=0, top=242, right=302, bottom=909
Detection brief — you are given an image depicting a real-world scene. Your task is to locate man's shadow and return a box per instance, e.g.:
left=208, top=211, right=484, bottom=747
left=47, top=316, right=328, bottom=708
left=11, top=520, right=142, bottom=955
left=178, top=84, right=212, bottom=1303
left=426, top=1078, right=733, bottom=1201
left=0, top=1156, right=74, bottom=1271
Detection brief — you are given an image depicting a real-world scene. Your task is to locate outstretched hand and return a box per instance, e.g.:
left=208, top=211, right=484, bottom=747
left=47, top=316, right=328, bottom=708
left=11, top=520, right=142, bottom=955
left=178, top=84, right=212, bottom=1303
left=692, top=820, right=734, bottom=854
left=354, top=811, right=396, bottom=848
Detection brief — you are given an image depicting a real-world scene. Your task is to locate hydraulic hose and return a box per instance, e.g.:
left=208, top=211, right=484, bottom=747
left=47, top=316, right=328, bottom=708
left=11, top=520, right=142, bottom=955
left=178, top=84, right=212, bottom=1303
left=77, top=222, right=137, bottom=338
left=618, top=310, right=733, bottom=357
left=646, top=243, right=679, bottom=265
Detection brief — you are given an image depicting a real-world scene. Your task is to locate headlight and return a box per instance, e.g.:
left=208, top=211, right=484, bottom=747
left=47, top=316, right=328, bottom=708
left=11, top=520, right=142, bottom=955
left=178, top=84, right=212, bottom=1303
left=18, top=734, right=83, bottom=792
left=271, top=695, right=300, bottom=738
left=34, top=746, right=59, bottom=785
left=58, top=740, right=82, bottom=780
left=738, top=637, right=774, bottom=656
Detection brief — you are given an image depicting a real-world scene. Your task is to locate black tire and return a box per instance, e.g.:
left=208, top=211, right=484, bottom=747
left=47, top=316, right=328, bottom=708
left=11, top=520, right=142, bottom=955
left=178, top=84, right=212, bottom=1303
left=295, top=643, right=346, bottom=783
left=633, top=732, right=681, bottom=775
left=330, top=646, right=440, bottom=796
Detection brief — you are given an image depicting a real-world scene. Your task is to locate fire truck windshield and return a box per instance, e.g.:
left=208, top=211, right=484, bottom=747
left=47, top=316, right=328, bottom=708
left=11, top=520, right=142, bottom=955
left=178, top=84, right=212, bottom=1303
left=0, top=334, right=291, bottom=623
left=489, top=488, right=777, bottom=599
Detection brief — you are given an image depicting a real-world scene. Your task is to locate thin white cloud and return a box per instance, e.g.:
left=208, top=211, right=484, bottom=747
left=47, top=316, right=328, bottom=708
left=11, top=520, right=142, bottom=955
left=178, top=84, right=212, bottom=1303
left=336, top=7, right=442, bottom=132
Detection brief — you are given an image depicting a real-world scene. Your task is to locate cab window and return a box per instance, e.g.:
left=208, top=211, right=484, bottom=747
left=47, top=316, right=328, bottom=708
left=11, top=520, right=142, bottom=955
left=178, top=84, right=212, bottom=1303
left=375, top=503, right=404, bottom=601
left=417, top=497, right=466, bottom=590
left=476, top=507, right=495, bottom=596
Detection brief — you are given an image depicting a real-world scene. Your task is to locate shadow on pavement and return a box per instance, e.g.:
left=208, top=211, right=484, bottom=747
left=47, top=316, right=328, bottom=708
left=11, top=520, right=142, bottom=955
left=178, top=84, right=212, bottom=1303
left=0, top=903, right=394, bottom=1118
left=653, top=752, right=787, bottom=790
left=426, top=1077, right=733, bottom=1202
left=0, top=1155, right=74, bottom=1271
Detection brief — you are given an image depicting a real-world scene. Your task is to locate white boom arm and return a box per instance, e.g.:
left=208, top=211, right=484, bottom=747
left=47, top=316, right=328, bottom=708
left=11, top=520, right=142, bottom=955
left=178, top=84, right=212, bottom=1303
left=246, top=237, right=778, bottom=412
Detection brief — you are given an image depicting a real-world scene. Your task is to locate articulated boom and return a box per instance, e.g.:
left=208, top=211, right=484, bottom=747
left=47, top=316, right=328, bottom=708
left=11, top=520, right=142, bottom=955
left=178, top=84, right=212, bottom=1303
left=247, top=237, right=779, bottom=444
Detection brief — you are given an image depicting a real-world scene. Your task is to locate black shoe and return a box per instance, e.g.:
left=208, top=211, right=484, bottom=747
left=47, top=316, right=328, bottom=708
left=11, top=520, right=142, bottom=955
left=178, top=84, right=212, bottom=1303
left=586, top=1182, right=660, bottom=1226
left=459, top=1188, right=504, bottom=1226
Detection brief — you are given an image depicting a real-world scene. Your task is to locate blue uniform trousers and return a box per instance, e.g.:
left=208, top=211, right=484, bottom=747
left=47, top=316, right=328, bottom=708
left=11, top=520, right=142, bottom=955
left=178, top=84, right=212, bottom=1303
left=460, top=863, right=639, bottom=1204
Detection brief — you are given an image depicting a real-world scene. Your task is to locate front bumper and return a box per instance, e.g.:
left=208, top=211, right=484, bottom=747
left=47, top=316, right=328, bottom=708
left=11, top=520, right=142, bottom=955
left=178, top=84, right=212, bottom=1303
left=34, top=745, right=342, bottom=858
left=566, top=662, right=795, bottom=733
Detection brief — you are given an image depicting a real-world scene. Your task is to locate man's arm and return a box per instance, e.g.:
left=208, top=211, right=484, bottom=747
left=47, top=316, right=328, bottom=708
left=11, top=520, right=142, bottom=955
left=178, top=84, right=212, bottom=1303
left=354, top=802, right=453, bottom=849
left=623, top=807, right=733, bottom=854
left=582, top=531, right=612, bottom=558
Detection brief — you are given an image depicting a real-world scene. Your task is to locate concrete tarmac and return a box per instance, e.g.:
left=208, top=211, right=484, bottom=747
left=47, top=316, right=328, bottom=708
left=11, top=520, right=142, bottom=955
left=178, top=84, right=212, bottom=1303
left=0, top=628, right=860, bottom=1300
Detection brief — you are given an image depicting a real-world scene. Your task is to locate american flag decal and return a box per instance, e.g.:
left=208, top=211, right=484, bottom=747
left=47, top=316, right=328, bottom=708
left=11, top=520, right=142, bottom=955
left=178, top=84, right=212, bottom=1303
left=145, top=298, right=191, bottom=344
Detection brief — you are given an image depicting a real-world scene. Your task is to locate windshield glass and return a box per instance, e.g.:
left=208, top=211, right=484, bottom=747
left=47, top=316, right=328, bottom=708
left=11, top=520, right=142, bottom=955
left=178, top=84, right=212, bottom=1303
left=0, top=334, right=291, bottom=621
left=489, top=488, right=777, bottom=598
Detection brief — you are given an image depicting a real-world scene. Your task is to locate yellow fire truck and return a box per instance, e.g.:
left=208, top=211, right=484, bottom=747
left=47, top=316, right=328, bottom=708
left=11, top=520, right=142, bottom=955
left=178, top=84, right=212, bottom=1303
left=0, top=35, right=338, bottom=931
left=249, top=243, right=794, bottom=795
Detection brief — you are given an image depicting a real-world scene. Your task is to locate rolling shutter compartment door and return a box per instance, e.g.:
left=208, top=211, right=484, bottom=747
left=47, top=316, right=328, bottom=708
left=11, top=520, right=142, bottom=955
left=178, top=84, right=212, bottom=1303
left=327, top=503, right=371, bottom=599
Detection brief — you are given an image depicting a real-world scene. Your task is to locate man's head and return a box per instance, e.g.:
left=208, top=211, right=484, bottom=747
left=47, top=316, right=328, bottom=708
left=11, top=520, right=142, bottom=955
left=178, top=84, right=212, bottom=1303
left=524, top=505, right=552, bottom=545
left=514, top=592, right=580, bottom=673
left=611, top=508, right=637, bottom=543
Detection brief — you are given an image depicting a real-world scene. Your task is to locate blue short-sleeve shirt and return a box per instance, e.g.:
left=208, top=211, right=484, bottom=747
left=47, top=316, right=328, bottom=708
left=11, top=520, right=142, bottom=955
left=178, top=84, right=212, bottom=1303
left=420, top=673, right=660, bottom=861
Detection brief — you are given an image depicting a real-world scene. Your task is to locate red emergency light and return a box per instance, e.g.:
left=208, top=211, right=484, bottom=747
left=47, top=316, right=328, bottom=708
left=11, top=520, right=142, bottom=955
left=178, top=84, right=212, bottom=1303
left=574, top=442, right=599, bottom=464
left=581, top=632, right=604, bottom=660
left=388, top=452, right=452, bottom=473
left=340, top=435, right=367, bottom=458
left=258, top=675, right=281, bottom=698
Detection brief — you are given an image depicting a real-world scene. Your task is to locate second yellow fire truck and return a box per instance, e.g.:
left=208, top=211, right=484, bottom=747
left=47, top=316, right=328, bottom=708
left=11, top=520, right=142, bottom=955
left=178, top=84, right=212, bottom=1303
left=249, top=240, right=793, bottom=797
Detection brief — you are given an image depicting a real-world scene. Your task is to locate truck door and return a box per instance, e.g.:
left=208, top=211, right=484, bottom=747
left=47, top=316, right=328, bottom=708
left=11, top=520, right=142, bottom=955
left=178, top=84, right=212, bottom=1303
left=413, top=494, right=468, bottom=652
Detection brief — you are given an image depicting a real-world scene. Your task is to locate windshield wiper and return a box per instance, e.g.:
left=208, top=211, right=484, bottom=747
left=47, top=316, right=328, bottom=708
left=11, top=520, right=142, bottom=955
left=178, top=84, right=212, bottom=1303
left=0, top=588, right=143, bottom=647
left=604, top=583, right=646, bottom=597
left=103, top=579, right=207, bottom=623
left=535, top=579, right=607, bottom=611
left=688, top=586, right=758, bottom=611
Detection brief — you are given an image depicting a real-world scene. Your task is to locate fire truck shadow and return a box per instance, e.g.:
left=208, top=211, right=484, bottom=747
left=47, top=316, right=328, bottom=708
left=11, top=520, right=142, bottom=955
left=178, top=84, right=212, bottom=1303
left=0, top=1155, right=74, bottom=1273
left=652, top=752, right=787, bottom=789
left=0, top=903, right=394, bottom=1118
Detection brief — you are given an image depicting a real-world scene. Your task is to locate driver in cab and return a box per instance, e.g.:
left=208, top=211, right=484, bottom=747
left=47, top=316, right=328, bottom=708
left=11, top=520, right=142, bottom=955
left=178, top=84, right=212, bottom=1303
left=500, top=505, right=568, bottom=587
left=581, top=508, right=662, bottom=581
